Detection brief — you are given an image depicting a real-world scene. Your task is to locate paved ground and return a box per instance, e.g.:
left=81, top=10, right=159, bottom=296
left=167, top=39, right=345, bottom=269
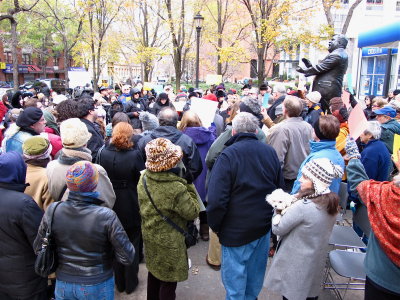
left=116, top=213, right=365, bottom=300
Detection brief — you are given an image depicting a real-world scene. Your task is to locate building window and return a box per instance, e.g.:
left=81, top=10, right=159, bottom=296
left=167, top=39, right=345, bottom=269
left=22, top=53, right=32, bottom=65
left=366, top=0, right=383, bottom=10
left=4, top=52, right=12, bottom=64
left=53, top=56, right=59, bottom=66
left=366, top=0, right=383, bottom=3
left=396, top=1, right=400, bottom=11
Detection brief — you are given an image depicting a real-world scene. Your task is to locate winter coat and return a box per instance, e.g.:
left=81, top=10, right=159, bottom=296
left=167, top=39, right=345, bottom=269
left=151, top=99, right=174, bottom=116
left=137, top=126, right=203, bottom=182
left=2, top=125, right=36, bottom=154
left=361, top=139, right=391, bottom=182
left=34, top=192, right=135, bottom=284
left=267, top=117, right=313, bottom=180
left=137, top=170, right=200, bottom=282
left=97, top=143, right=145, bottom=233
left=292, top=140, right=344, bottom=194
left=46, top=149, right=116, bottom=208
left=0, top=152, right=47, bottom=298
left=125, top=98, right=148, bottom=129
left=207, top=133, right=284, bottom=247
left=80, top=118, right=105, bottom=162
left=25, top=164, right=54, bottom=210
left=336, top=123, right=349, bottom=155
left=380, top=119, right=400, bottom=154
left=182, top=126, right=216, bottom=202
left=304, top=103, right=324, bottom=127
left=0, top=101, right=7, bottom=145
left=264, top=199, right=337, bottom=300
left=205, top=124, right=266, bottom=171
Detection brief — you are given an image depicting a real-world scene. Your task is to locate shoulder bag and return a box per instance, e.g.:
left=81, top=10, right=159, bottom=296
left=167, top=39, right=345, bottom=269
left=35, top=201, right=63, bottom=277
left=142, top=175, right=197, bottom=248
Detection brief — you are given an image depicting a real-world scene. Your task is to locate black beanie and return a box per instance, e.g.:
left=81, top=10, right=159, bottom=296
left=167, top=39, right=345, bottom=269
left=16, top=107, right=43, bottom=128
left=313, top=118, right=331, bottom=141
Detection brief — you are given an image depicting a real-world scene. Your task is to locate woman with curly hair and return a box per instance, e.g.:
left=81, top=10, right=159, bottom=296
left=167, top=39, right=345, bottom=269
left=97, top=122, right=145, bottom=294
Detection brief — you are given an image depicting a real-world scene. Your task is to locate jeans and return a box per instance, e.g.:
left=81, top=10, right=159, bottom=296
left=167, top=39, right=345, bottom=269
left=55, top=276, right=115, bottom=300
left=221, top=231, right=271, bottom=300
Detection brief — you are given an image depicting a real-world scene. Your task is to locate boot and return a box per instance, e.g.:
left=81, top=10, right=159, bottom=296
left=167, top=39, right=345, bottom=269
left=200, top=224, right=209, bottom=241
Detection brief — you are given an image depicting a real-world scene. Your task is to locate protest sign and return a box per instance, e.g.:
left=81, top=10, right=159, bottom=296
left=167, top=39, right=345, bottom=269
left=348, top=103, right=368, bottom=139
left=190, top=97, right=218, bottom=127
left=342, top=90, right=351, bottom=109
left=206, top=74, right=222, bottom=86
left=172, top=101, right=185, bottom=112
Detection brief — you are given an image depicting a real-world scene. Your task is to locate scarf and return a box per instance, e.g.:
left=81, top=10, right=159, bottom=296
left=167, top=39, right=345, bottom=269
left=58, top=147, right=92, bottom=165
left=357, top=180, right=400, bottom=267
left=43, top=110, right=60, bottom=135
left=25, top=158, right=51, bottom=168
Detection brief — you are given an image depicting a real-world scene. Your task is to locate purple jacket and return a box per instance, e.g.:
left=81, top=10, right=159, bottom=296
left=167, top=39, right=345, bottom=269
left=183, top=126, right=216, bottom=202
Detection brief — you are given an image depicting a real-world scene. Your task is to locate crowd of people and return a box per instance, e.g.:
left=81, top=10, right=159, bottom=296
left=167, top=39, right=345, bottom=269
left=0, top=81, right=399, bottom=300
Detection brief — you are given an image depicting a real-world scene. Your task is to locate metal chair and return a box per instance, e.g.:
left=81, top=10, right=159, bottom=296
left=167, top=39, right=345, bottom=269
left=336, top=182, right=349, bottom=224
left=324, top=250, right=366, bottom=300
left=329, top=225, right=366, bottom=249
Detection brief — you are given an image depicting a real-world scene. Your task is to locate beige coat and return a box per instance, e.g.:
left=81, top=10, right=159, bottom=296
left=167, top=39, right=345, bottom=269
left=25, top=164, right=54, bottom=210
left=46, top=160, right=115, bottom=208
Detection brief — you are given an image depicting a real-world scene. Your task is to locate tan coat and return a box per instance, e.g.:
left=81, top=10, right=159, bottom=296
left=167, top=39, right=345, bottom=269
left=25, top=164, right=54, bottom=210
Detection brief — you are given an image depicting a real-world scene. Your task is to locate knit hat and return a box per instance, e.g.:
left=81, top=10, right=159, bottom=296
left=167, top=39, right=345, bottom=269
left=329, top=97, right=344, bottom=112
left=240, top=96, right=261, bottom=115
left=22, top=136, right=52, bottom=160
left=159, top=92, right=169, bottom=100
left=301, top=158, right=343, bottom=195
left=66, top=161, right=99, bottom=193
left=203, top=94, right=217, bottom=102
left=145, top=138, right=183, bottom=172
left=60, top=118, right=92, bottom=149
left=139, top=111, right=159, bottom=131
left=306, top=91, right=322, bottom=104
left=16, top=107, right=43, bottom=128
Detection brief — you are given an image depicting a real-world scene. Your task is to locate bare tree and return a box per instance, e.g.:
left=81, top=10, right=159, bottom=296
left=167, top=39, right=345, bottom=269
left=0, top=0, right=40, bottom=90
left=322, top=0, right=364, bottom=35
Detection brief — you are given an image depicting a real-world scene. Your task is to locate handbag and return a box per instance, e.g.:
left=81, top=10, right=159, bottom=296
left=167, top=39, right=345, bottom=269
left=35, top=201, right=62, bottom=277
left=142, top=175, right=197, bottom=248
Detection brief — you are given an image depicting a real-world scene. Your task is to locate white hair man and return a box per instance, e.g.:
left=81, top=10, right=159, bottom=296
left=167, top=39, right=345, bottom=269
left=207, top=112, right=284, bottom=300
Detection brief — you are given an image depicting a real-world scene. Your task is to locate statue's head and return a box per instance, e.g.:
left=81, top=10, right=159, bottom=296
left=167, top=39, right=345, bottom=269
left=328, top=34, right=348, bottom=52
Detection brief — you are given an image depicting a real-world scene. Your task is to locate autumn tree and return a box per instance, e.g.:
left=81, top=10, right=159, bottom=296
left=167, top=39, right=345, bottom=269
left=0, top=0, right=40, bottom=90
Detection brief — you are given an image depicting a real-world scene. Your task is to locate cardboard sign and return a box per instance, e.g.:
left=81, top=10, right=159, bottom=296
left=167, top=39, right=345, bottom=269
left=189, top=97, right=218, bottom=127
left=206, top=74, right=223, bottom=86
left=342, top=90, right=351, bottom=109
left=348, top=103, right=368, bottom=139
left=172, top=101, right=185, bottom=112
left=143, top=82, right=153, bottom=91
left=393, top=134, right=400, bottom=162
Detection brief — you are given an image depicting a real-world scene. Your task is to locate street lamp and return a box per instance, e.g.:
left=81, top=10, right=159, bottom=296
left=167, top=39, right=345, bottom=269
left=194, top=13, right=204, bottom=88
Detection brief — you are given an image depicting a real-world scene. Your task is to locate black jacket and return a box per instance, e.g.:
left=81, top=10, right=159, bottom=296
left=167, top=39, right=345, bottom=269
left=98, top=144, right=145, bottom=233
left=80, top=118, right=105, bottom=162
left=267, top=95, right=285, bottom=121
left=34, top=193, right=135, bottom=284
left=137, top=126, right=203, bottom=183
left=0, top=182, right=47, bottom=298
left=125, top=98, right=148, bottom=129
left=207, top=133, right=284, bottom=247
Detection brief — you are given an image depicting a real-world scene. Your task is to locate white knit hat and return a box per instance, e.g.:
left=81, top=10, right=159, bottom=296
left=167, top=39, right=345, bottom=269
left=301, top=158, right=343, bottom=195
left=60, top=118, right=92, bottom=149
left=306, top=91, right=322, bottom=104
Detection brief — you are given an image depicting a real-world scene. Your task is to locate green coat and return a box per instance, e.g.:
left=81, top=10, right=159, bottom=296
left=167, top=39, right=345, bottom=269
left=137, top=170, right=200, bottom=282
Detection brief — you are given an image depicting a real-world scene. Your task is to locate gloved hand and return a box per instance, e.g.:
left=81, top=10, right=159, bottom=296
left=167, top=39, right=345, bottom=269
left=302, top=58, right=312, bottom=68
left=345, top=136, right=361, bottom=159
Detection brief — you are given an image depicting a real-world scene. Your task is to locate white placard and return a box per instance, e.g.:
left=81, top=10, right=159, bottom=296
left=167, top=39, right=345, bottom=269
left=189, top=97, right=218, bottom=127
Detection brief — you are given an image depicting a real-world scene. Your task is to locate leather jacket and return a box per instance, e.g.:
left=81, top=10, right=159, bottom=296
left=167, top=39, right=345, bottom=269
left=34, top=192, right=134, bottom=284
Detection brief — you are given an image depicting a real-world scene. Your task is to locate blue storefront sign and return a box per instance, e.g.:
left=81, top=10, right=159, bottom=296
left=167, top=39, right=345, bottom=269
left=68, top=67, right=87, bottom=72
left=362, top=47, right=398, bottom=57
left=3, top=64, right=29, bottom=73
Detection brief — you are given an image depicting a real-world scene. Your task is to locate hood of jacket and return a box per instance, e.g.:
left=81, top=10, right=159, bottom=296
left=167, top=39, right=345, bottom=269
left=183, top=127, right=214, bottom=145
left=381, top=119, right=400, bottom=134
left=150, top=126, right=182, bottom=144
left=309, top=139, right=337, bottom=153
left=0, top=151, right=27, bottom=184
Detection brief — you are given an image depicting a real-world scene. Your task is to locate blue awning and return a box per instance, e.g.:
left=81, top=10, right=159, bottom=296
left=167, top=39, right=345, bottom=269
left=358, top=22, right=400, bottom=48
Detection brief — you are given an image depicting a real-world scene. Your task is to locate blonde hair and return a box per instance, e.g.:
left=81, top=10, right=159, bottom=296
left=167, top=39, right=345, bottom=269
left=178, top=111, right=202, bottom=131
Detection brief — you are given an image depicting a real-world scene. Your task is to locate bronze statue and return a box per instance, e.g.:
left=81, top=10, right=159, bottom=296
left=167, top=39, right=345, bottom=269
left=297, top=34, right=348, bottom=112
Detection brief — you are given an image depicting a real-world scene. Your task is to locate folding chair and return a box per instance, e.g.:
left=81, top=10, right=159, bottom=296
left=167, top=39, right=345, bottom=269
left=324, top=250, right=366, bottom=300
left=336, top=182, right=349, bottom=224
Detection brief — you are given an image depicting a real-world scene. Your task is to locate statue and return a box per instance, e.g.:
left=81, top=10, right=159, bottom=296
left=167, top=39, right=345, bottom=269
left=296, top=34, right=348, bottom=112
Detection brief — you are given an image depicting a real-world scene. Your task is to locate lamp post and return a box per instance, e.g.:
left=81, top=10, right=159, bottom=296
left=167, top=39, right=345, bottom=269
left=194, top=13, right=204, bottom=88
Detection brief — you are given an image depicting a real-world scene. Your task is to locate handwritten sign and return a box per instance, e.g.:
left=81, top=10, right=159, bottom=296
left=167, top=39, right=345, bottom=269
left=348, top=103, right=368, bottom=139
left=206, top=74, right=223, bottom=86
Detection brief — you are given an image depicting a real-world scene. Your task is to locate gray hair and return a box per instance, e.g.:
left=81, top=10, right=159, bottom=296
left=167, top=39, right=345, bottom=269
left=283, top=95, right=304, bottom=117
left=232, top=112, right=259, bottom=133
left=273, top=83, right=286, bottom=95
left=157, top=107, right=178, bottom=127
left=364, top=120, right=381, bottom=139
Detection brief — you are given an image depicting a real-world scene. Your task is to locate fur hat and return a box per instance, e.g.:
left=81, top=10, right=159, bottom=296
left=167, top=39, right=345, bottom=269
left=301, top=158, right=343, bottom=195
left=66, top=161, right=99, bottom=193
left=22, top=136, right=52, bottom=160
left=139, top=111, right=159, bottom=131
left=60, top=118, right=92, bottom=149
left=145, top=138, right=183, bottom=172
left=16, top=107, right=43, bottom=128
left=306, top=91, right=322, bottom=104
left=240, top=96, right=261, bottom=115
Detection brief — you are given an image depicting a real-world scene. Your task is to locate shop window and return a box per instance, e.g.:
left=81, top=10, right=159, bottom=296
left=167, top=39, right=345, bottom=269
left=53, top=56, right=59, bottom=66
left=22, top=53, right=32, bottom=65
left=360, top=55, right=387, bottom=97
left=4, top=52, right=12, bottom=64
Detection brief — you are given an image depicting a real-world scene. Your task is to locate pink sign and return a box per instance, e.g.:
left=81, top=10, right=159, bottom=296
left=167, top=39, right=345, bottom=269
left=342, top=90, right=351, bottom=109
left=348, top=103, right=368, bottom=139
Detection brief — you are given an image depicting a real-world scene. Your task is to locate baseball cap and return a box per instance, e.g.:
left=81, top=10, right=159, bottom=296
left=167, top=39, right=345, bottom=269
left=374, top=106, right=396, bottom=118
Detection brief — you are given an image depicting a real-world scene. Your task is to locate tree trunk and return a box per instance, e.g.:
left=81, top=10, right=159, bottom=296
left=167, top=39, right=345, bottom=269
left=11, top=20, right=19, bottom=91
left=63, top=42, right=69, bottom=90
left=257, top=48, right=265, bottom=84
left=143, top=62, right=150, bottom=82
left=217, top=0, right=222, bottom=75
left=341, top=0, right=363, bottom=35
left=174, top=53, right=182, bottom=93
